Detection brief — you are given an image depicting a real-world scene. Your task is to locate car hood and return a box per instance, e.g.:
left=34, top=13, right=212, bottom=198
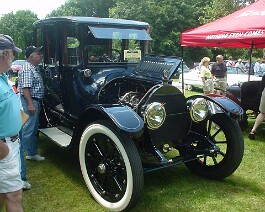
left=131, top=56, right=182, bottom=81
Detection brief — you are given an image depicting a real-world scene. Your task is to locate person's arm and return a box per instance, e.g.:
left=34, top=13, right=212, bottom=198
left=201, top=76, right=206, bottom=84
left=200, top=68, right=206, bottom=84
left=0, top=140, right=9, bottom=160
left=210, top=65, right=214, bottom=79
left=22, top=87, right=35, bottom=114
left=224, top=64, right=227, bottom=78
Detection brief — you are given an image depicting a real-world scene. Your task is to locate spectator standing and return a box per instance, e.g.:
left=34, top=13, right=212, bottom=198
left=244, top=60, right=251, bottom=72
left=200, top=57, right=214, bottom=94
left=260, top=60, right=265, bottom=74
left=235, top=59, right=246, bottom=71
left=254, top=59, right=261, bottom=74
left=18, top=46, right=45, bottom=189
left=249, top=75, right=265, bottom=140
left=0, top=34, right=24, bottom=212
left=211, top=55, right=227, bottom=95
left=226, top=56, right=235, bottom=66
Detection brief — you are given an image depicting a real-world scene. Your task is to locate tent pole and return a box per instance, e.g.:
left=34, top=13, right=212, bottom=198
left=248, top=41, right=254, bottom=81
left=181, top=46, right=184, bottom=94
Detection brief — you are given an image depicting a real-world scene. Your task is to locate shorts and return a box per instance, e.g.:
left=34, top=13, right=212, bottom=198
left=203, top=79, right=214, bottom=92
left=0, top=138, right=22, bottom=193
left=259, top=88, right=265, bottom=113
left=213, top=77, right=227, bottom=91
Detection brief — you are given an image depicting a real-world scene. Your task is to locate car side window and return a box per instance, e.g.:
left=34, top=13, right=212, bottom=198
left=67, top=37, right=80, bottom=65
left=62, top=26, right=81, bottom=66
left=43, top=26, right=58, bottom=66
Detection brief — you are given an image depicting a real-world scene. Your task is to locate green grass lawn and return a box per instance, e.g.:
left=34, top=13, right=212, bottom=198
left=22, top=91, right=265, bottom=212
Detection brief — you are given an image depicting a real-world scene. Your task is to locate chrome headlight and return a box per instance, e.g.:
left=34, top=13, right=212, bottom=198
left=144, top=102, right=166, bottom=130
left=190, top=98, right=209, bottom=122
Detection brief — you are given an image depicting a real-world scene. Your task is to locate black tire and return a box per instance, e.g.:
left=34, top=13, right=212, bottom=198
left=79, top=120, right=143, bottom=211
left=185, top=114, right=244, bottom=180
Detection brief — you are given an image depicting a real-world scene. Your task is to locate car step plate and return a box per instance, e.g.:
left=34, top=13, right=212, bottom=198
left=39, top=127, right=72, bottom=147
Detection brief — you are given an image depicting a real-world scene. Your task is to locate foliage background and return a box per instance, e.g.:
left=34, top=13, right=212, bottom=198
left=0, top=0, right=262, bottom=65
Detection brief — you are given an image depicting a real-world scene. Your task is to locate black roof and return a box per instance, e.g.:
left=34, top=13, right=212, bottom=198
left=33, top=16, right=150, bottom=28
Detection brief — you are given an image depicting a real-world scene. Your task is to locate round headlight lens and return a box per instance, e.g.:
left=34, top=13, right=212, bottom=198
left=145, top=102, right=166, bottom=130
left=190, top=98, right=209, bottom=122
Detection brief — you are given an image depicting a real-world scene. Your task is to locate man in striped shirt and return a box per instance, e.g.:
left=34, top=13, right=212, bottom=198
left=18, top=46, right=45, bottom=190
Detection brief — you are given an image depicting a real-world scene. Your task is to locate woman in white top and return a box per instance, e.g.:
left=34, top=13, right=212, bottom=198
left=200, top=57, right=214, bottom=94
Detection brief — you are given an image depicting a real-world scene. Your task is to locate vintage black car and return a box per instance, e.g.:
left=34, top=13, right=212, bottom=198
left=33, top=17, right=244, bottom=211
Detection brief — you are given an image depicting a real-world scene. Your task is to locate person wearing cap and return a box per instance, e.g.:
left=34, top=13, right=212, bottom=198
left=0, top=34, right=24, bottom=212
left=18, top=46, right=45, bottom=189
left=211, top=55, right=227, bottom=95
left=235, top=58, right=245, bottom=71
left=200, top=57, right=214, bottom=94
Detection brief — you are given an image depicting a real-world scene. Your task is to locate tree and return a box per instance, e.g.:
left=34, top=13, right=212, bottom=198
left=110, top=0, right=211, bottom=64
left=48, top=0, right=115, bottom=18
left=199, top=0, right=238, bottom=24
left=0, top=11, right=38, bottom=59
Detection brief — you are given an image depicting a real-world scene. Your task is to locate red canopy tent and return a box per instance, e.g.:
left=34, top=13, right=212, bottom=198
left=180, top=0, right=265, bottom=88
left=181, top=0, right=265, bottom=49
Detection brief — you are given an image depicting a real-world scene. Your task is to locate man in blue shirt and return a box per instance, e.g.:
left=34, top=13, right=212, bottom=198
left=0, top=34, right=23, bottom=212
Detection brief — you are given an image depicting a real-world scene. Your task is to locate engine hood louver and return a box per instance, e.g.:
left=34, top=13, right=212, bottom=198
left=132, top=56, right=182, bottom=81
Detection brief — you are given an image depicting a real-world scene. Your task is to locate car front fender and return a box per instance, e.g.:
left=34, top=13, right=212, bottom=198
left=187, top=94, right=244, bottom=120
left=72, top=105, right=144, bottom=146
left=99, top=105, right=144, bottom=133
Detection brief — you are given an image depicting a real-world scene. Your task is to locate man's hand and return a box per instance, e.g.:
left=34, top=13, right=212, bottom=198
left=28, top=103, right=35, bottom=114
left=23, top=88, right=35, bottom=114
left=0, top=140, right=9, bottom=160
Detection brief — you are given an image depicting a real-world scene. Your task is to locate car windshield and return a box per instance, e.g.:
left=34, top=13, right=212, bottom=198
left=85, top=27, right=150, bottom=63
left=89, top=27, right=152, bottom=40
left=87, top=39, right=144, bottom=63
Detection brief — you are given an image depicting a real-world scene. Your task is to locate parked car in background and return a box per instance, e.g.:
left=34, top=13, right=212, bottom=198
left=179, top=66, right=262, bottom=91
left=191, top=62, right=200, bottom=70
left=8, top=79, right=18, bottom=94
left=10, top=60, right=26, bottom=75
left=172, top=63, right=190, bottom=79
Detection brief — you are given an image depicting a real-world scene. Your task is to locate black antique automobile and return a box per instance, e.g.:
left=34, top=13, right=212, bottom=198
left=33, top=17, right=244, bottom=211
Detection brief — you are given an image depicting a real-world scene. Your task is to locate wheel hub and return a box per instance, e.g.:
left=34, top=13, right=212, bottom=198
left=97, top=163, right=106, bottom=174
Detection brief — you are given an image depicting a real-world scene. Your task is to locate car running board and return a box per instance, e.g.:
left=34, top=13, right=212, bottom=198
left=39, top=127, right=72, bottom=148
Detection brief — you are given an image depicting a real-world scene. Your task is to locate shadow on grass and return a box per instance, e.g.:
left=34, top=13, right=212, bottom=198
left=38, top=135, right=85, bottom=187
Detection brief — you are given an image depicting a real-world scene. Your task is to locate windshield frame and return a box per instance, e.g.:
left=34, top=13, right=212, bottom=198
left=89, top=26, right=152, bottom=41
